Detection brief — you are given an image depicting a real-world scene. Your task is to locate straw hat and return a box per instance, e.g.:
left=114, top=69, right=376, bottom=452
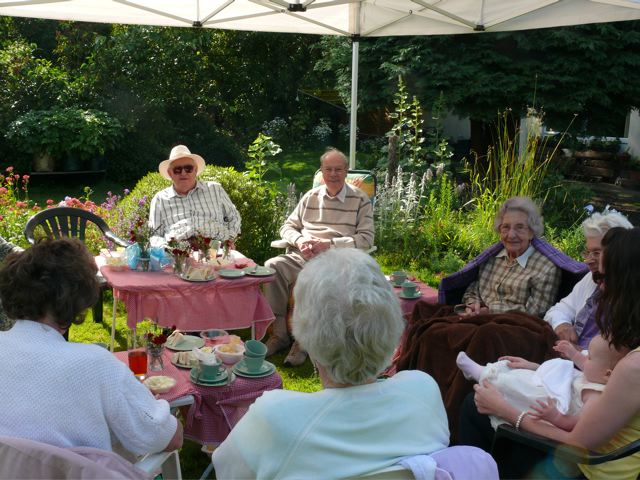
left=158, top=145, right=206, bottom=180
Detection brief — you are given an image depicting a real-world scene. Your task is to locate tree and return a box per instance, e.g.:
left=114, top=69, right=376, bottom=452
left=316, top=22, right=640, bottom=155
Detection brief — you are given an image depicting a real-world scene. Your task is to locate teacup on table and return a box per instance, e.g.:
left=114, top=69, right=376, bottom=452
left=196, top=359, right=222, bottom=381
left=401, top=280, right=419, bottom=297
left=242, top=340, right=267, bottom=373
left=390, top=271, right=407, bottom=287
left=244, top=340, right=267, bottom=358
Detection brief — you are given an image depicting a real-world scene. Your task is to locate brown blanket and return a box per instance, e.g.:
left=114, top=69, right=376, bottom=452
left=396, top=302, right=558, bottom=442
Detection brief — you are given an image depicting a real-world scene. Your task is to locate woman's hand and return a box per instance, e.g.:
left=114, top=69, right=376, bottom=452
left=554, top=323, right=579, bottom=344
left=473, top=380, right=510, bottom=417
left=461, top=303, right=490, bottom=316
left=498, top=356, right=540, bottom=370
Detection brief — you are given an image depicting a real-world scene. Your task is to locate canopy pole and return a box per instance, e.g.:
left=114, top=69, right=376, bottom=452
left=349, top=36, right=359, bottom=169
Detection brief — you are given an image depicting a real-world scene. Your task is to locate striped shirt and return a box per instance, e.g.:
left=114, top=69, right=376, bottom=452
left=281, top=183, right=374, bottom=249
left=149, top=180, right=241, bottom=246
left=462, top=245, right=561, bottom=318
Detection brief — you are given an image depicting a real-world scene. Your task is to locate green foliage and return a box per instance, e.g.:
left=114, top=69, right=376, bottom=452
left=316, top=22, right=640, bottom=135
left=466, top=110, right=558, bottom=225
left=387, top=77, right=426, bottom=172
left=115, top=166, right=285, bottom=264
left=6, top=107, right=122, bottom=160
left=246, top=134, right=282, bottom=181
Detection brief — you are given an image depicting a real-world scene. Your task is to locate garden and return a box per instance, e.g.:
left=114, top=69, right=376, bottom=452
left=1, top=16, right=639, bottom=478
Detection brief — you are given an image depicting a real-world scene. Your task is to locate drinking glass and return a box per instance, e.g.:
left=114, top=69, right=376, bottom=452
left=127, top=330, right=147, bottom=380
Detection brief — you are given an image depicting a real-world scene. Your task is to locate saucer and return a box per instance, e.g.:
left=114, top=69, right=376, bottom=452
left=191, top=371, right=236, bottom=387
left=190, top=367, right=229, bottom=385
left=233, top=359, right=276, bottom=378
left=166, top=335, right=205, bottom=351
left=243, top=266, right=276, bottom=277
left=179, top=272, right=215, bottom=282
left=218, top=269, right=245, bottom=279
left=399, top=291, right=422, bottom=300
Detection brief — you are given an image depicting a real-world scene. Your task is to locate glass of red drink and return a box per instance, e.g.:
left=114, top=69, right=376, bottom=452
left=127, top=330, right=147, bottom=380
left=128, top=350, right=148, bottom=380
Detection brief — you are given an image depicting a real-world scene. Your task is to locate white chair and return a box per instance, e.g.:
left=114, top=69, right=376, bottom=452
left=0, top=435, right=182, bottom=479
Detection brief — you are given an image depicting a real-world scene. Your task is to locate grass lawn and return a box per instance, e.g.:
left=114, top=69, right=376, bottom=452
left=73, top=295, right=321, bottom=479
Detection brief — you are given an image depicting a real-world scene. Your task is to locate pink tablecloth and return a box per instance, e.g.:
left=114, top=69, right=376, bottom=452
left=114, top=349, right=283, bottom=445
left=101, top=266, right=276, bottom=339
left=395, top=281, right=439, bottom=317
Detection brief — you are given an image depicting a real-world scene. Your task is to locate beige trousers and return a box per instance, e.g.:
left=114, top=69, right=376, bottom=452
left=264, top=252, right=306, bottom=338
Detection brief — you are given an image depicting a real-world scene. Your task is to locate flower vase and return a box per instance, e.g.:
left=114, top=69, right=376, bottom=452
left=173, top=256, right=187, bottom=276
left=146, top=344, right=165, bottom=371
left=137, top=257, right=150, bottom=272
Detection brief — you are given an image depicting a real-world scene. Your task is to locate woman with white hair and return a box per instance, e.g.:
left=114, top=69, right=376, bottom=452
left=213, top=249, right=451, bottom=479
left=461, top=196, right=561, bottom=318
left=544, top=209, right=633, bottom=349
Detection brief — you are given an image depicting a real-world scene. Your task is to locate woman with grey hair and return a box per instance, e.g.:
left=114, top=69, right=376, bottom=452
left=213, top=249, right=451, bottom=479
left=461, top=196, right=561, bottom=318
left=545, top=209, right=633, bottom=349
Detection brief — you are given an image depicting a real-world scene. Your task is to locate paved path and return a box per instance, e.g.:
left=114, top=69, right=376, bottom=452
left=568, top=180, right=640, bottom=224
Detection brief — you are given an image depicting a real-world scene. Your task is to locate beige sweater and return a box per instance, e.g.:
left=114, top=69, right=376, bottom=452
left=280, top=184, right=374, bottom=249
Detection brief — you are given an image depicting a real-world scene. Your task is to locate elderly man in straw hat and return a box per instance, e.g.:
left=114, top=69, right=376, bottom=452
left=149, top=145, right=241, bottom=247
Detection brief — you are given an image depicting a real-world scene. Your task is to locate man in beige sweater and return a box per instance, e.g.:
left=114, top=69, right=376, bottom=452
left=264, top=148, right=375, bottom=366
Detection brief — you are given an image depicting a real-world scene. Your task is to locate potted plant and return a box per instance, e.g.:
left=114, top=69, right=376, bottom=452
left=5, top=107, right=122, bottom=172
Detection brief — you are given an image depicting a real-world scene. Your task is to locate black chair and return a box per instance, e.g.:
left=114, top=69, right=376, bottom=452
left=491, top=423, right=640, bottom=478
left=24, top=207, right=128, bottom=324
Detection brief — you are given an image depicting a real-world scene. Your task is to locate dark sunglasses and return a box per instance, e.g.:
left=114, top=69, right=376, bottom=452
left=172, top=165, right=195, bottom=175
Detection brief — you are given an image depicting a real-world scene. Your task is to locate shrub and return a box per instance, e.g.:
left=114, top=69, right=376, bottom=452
left=114, top=166, right=285, bottom=264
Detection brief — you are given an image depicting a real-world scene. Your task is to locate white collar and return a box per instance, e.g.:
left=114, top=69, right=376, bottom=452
left=320, top=184, right=347, bottom=203
left=497, top=244, right=535, bottom=268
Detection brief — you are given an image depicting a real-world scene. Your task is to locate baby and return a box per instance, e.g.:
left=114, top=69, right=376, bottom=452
left=456, top=335, right=628, bottom=430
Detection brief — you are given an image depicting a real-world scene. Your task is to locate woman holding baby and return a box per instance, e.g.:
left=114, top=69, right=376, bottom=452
left=468, top=227, right=640, bottom=479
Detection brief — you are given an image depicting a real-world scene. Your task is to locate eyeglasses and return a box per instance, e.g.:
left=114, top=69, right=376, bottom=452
left=499, top=224, right=529, bottom=234
left=172, top=165, right=195, bottom=175
left=322, top=167, right=346, bottom=174
left=582, top=249, right=602, bottom=260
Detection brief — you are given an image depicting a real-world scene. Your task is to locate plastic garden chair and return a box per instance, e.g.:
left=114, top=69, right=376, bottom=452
left=0, top=435, right=182, bottom=479
left=23, top=207, right=129, bottom=324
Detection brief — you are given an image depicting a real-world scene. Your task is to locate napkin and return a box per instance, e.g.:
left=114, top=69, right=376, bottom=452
left=192, top=347, right=219, bottom=365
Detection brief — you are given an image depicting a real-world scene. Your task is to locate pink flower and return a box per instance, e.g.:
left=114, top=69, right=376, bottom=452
left=5, top=166, right=13, bottom=173
left=46, top=199, right=54, bottom=206
left=15, top=201, right=27, bottom=208
left=22, top=175, right=30, bottom=181
left=0, top=215, right=4, bottom=221
left=0, top=188, right=7, bottom=195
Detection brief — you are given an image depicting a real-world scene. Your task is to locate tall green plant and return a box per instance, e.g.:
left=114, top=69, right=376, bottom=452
left=467, top=110, right=565, bottom=227
left=387, top=77, right=426, bottom=172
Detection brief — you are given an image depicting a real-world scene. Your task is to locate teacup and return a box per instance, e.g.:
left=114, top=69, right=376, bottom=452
left=243, top=354, right=264, bottom=373
left=401, top=280, right=419, bottom=297
left=196, top=359, right=222, bottom=381
left=244, top=339, right=267, bottom=358
left=390, top=271, right=407, bottom=286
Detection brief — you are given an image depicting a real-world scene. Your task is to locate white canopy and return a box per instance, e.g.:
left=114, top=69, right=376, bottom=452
left=3, top=0, right=640, bottom=166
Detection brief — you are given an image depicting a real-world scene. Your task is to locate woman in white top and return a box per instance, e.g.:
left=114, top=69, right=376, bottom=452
left=0, top=238, right=182, bottom=455
left=213, top=249, right=452, bottom=479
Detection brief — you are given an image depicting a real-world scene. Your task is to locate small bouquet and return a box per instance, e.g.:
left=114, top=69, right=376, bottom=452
left=146, top=325, right=176, bottom=347
left=145, top=324, right=176, bottom=371
left=187, top=233, right=214, bottom=260
left=166, top=237, right=191, bottom=275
